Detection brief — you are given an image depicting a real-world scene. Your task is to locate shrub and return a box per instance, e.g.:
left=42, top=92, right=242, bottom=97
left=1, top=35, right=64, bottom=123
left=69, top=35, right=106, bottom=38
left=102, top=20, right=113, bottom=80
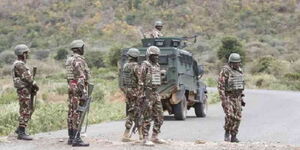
left=217, top=36, right=245, bottom=63
left=54, top=48, right=68, bottom=60
left=34, top=50, right=50, bottom=60
left=85, top=51, right=106, bottom=68
left=250, top=56, right=289, bottom=77
left=0, top=51, right=16, bottom=65
left=108, top=45, right=123, bottom=67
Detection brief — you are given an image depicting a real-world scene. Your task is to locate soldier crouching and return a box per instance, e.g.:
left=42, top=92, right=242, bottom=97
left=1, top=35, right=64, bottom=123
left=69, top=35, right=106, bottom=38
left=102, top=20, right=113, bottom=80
left=218, top=53, right=246, bottom=143
left=12, top=44, right=39, bottom=140
left=65, top=40, right=90, bottom=147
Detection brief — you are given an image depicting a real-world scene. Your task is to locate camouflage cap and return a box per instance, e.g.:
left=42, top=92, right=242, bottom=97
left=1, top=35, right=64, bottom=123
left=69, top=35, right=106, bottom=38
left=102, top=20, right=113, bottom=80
left=146, top=46, right=160, bottom=56
left=154, top=20, right=163, bottom=27
left=127, top=48, right=140, bottom=58
left=14, top=44, right=30, bottom=56
left=70, top=40, right=85, bottom=49
left=228, top=53, right=241, bottom=63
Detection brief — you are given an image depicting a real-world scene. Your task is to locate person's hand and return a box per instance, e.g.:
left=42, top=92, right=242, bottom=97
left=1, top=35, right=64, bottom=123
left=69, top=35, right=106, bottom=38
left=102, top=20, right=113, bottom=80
left=241, top=99, right=246, bottom=107
left=33, top=82, right=39, bottom=92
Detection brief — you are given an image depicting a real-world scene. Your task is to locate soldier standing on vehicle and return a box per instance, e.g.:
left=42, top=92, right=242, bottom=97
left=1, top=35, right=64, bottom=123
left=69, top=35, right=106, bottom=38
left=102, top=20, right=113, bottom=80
left=121, top=48, right=143, bottom=142
left=12, top=44, right=39, bottom=140
left=65, top=40, right=90, bottom=147
left=147, top=21, right=163, bottom=38
left=139, top=46, right=166, bottom=146
left=218, top=53, right=246, bottom=143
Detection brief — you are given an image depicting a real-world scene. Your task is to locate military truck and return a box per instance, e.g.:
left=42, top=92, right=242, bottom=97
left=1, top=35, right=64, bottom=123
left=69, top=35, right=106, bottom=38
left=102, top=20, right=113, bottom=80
left=119, top=37, right=207, bottom=120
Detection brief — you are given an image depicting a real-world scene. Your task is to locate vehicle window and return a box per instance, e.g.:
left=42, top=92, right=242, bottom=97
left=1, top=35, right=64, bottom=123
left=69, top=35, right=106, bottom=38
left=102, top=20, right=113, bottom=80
left=172, top=40, right=180, bottom=47
left=179, top=54, right=185, bottom=65
left=155, top=40, right=164, bottom=47
left=159, top=56, right=168, bottom=65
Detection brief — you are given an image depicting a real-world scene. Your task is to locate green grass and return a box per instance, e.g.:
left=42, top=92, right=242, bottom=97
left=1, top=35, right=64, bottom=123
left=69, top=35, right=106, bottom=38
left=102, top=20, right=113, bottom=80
left=207, top=91, right=220, bottom=104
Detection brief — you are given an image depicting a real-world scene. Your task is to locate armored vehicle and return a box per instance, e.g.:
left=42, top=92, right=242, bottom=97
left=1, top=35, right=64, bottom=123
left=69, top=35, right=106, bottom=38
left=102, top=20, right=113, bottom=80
left=119, top=37, right=207, bottom=120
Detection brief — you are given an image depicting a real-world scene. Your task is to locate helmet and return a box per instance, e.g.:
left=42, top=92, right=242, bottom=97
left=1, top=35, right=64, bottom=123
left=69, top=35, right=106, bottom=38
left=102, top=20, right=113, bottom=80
left=70, top=40, right=85, bottom=49
left=154, top=20, right=163, bottom=27
left=127, top=48, right=140, bottom=58
left=228, top=53, right=241, bottom=63
left=15, top=44, right=29, bottom=56
left=146, top=46, right=160, bottom=56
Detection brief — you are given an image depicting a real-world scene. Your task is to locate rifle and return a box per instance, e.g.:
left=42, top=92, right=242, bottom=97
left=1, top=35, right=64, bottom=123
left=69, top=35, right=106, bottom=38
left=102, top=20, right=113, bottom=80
left=74, top=83, right=94, bottom=138
left=30, top=66, right=37, bottom=115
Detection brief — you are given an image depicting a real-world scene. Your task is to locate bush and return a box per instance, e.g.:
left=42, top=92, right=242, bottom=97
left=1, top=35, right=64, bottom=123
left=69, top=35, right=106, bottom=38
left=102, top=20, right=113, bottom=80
left=34, top=50, right=50, bottom=60
left=54, top=48, right=68, bottom=60
left=85, top=51, right=106, bottom=68
left=217, top=36, right=245, bottom=63
left=108, top=45, right=123, bottom=67
left=0, top=51, right=16, bottom=65
left=250, top=56, right=289, bottom=77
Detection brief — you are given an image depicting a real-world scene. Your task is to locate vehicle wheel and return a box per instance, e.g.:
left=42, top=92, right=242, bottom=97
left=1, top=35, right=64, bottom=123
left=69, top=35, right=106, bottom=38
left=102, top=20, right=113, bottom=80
left=194, top=95, right=207, bottom=117
left=173, top=97, right=187, bottom=120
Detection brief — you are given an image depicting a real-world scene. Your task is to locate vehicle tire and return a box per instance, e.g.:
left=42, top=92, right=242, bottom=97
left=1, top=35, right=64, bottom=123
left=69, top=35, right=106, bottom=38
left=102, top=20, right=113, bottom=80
left=194, top=95, right=207, bottom=117
left=173, top=97, right=187, bottom=120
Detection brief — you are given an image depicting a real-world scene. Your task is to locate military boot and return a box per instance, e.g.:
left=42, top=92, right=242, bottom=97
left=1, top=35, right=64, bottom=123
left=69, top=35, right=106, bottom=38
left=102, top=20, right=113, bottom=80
left=17, top=127, right=33, bottom=140
left=151, top=133, right=167, bottom=144
left=224, top=130, right=230, bottom=142
left=67, top=129, right=74, bottom=145
left=143, top=136, right=154, bottom=146
left=15, top=127, right=20, bottom=134
left=231, top=134, right=240, bottom=143
left=121, top=128, right=133, bottom=142
left=72, top=131, right=89, bottom=147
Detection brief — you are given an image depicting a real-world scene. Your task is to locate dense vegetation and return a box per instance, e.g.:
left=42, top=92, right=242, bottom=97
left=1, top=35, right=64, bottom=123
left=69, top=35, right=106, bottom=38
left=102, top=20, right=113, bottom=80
left=0, top=0, right=299, bottom=136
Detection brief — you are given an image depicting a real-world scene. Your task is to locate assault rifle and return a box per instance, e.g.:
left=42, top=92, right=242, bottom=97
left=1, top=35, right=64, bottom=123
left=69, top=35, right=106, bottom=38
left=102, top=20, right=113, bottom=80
left=30, top=66, right=37, bottom=115
left=74, top=83, right=94, bottom=138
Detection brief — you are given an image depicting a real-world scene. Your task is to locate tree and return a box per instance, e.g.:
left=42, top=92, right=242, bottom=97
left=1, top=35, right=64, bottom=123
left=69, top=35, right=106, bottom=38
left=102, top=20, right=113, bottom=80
left=55, top=48, right=68, bottom=60
left=217, top=36, right=245, bottom=63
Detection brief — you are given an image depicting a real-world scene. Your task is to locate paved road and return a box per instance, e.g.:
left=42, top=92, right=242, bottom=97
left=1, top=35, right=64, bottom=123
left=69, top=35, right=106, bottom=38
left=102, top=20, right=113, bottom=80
left=1, top=89, right=300, bottom=149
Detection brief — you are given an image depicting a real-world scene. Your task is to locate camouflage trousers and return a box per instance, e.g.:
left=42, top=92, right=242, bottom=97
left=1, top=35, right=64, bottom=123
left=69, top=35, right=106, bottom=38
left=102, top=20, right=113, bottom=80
left=142, top=89, right=164, bottom=137
left=124, top=88, right=140, bottom=130
left=67, top=81, right=84, bottom=130
left=221, top=93, right=242, bottom=135
left=17, top=88, right=33, bottom=128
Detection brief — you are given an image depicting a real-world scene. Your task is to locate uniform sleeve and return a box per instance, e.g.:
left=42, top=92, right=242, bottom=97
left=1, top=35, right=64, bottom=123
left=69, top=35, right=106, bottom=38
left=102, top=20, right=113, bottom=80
left=15, top=63, right=33, bottom=84
left=217, top=67, right=229, bottom=101
left=138, top=62, right=147, bottom=89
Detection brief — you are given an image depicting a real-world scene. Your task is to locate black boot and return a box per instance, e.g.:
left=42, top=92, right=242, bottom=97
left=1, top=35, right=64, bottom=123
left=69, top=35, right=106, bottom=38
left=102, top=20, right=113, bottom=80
left=224, top=130, right=230, bottom=142
left=231, top=134, right=240, bottom=143
left=67, top=129, right=74, bottom=145
left=15, top=127, right=20, bottom=134
left=17, top=127, right=33, bottom=140
left=72, top=130, right=89, bottom=147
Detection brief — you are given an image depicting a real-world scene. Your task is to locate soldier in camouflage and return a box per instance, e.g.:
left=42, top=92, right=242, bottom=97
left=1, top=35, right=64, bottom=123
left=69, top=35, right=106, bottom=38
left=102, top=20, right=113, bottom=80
left=65, top=40, right=90, bottom=147
left=218, top=53, right=246, bottom=143
left=139, top=46, right=166, bottom=146
left=121, top=48, right=143, bottom=142
left=12, top=44, right=39, bottom=140
left=146, top=21, right=163, bottom=38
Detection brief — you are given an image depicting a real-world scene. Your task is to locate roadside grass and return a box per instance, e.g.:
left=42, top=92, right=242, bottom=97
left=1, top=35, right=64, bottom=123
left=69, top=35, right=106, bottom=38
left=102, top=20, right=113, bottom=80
left=207, top=91, right=220, bottom=104
left=0, top=67, right=125, bottom=136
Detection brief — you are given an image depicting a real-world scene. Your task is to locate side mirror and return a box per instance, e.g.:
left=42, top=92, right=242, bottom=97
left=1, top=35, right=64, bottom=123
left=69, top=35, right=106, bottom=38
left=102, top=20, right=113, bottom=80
left=198, top=65, right=205, bottom=79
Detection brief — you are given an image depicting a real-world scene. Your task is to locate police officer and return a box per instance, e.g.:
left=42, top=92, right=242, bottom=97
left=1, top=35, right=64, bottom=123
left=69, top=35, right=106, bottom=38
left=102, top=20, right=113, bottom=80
left=65, top=40, right=90, bottom=147
left=121, top=48, right=143, bottom=142
left=217, top=53, right=246, bottom=143
left=150, top=21, right=164, bottom=38
left=12, top=44, right=39, bottom=140
left=139, top=46, right=166, bottom=146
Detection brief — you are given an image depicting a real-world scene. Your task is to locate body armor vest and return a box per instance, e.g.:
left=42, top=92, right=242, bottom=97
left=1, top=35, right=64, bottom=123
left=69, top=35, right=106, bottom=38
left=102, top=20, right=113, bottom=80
left=225, top=66, right=244, bottom=91
left=144, top=61, right=161, bottom=87
left=11, top=60, right=29, bottom=89
left=122, top=62, right=138, bottom=88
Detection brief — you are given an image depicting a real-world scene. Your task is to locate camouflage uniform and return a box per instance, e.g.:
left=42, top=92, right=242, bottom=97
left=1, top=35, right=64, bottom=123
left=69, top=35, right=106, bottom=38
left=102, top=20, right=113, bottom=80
left=65, top=40, right=90, bottom=146
left=66, top=53, right=90, bottom=131
left=123, top=61, right=140, bottom=130
left=139, top=46, right=164, bottom=145
left=218, top=53, right=245, bottom=142
left=12, top=60, right=34, bottom=128
left=149, top=28, right=163, bottom=38
left=12, top=44, right=38, bottom=140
